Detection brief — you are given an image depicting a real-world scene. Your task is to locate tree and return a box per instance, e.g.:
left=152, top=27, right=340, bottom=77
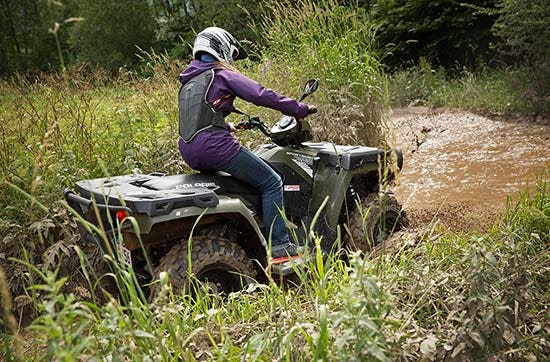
left=491, top=0, right=549, bottom=67
left=68, top=0, right=154, bottom=70
left=361, top=0, right=497, bottom=69
left=0, top=0, right=68, bottom=74
left=152, top=0, right=269, bottom=60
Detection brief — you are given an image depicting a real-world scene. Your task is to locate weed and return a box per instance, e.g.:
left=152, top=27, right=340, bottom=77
left=0, top=264, right=24, bottom=361
left=254, top=0, right=389, bottom=147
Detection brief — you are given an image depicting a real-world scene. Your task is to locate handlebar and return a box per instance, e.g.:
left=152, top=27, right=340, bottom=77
left=232, top=78, right=318, bottom=139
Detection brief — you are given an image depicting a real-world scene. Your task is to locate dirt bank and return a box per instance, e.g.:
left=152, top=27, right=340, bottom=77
left=392, top=107, right=550, bottom=232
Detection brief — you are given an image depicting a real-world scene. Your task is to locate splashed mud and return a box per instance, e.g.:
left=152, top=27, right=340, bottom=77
left=392, top=107, right=550, bottom=232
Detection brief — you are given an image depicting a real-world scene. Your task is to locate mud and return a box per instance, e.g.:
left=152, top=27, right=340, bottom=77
left=392, top=107, right=550, bottom=232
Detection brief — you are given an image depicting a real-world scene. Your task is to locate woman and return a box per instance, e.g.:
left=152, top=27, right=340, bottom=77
left=178, top=27, right=316, bottom=260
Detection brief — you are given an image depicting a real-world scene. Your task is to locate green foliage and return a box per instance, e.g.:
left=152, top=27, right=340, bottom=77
left=257, top=0, right=389, bottom=146
left=68, top=0, right=154, bottom=70
left=0, top=2, right=548, bottom=358
left=503, top=176, right=550, bottom=243
left=152, top=0, right=269, bottom=60
left=363, top=0, right=497, bottom=69
left=262, top=0, right=380, bottom=94
left=490, top=0, right=550, bottom=111
left=2, top=179, right=547, bottom=360
left=0, top=0, right=69, bottom=74
left=0, top=63, right=185, bottom=275
left=491, top=0, right=550, bottom=67
left=380, top=0, right=550, bottom=113
left=1, top=0, right=547, bottom=79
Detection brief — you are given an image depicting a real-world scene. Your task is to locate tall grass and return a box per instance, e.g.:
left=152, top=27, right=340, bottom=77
left=1, top=179, right=547, bottom=360
left=249, top=0, right=389, bottom=147
left=0, top=64, right=186, bottom=276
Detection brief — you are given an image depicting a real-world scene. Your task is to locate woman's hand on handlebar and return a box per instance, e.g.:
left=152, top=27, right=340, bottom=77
left=226, top=122, right=238, bottom=133
left=234, top=120, right=250, bottom=131
left=307, top=105, right=318, bottom=115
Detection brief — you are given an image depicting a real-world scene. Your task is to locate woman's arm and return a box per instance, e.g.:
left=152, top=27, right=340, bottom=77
left=217, top=70, right=311, bottom=118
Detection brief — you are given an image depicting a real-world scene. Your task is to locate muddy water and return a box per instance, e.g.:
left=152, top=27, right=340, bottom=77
left=392, top=108, right=550, bottom=228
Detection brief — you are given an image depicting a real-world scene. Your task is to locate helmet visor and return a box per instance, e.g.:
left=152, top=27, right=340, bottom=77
left=231, top=43, right=248, bottom=61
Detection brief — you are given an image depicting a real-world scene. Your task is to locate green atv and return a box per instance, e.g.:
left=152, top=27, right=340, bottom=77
left=65, top=79, right=408, bottom=296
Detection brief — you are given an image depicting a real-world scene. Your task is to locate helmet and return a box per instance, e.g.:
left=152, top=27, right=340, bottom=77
left=193, top=27, right=248, bottom=63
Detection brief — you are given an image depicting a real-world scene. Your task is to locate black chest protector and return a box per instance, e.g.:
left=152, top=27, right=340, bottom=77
left=178, top=69, right=226, bottom=143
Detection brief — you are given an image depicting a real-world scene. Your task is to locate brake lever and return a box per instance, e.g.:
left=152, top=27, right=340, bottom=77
left=235, top=120, right=249, bottom=130
left=235, top=116, right=271, bottom=136
left=249, top=116, right=271, bottom=137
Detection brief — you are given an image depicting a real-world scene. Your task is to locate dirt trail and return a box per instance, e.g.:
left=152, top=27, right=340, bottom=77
left=392, top=107, right=550, bottom=232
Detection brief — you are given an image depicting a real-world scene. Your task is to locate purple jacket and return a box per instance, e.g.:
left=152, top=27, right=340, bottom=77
left=178, top=60, right=310, bottom=170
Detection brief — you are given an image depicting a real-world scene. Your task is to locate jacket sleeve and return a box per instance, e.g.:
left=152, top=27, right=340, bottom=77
left=219, top=70, right=310, bottom=119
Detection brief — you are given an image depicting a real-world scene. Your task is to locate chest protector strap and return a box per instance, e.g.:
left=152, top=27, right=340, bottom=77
left=178, top=69, right=226, bottom=143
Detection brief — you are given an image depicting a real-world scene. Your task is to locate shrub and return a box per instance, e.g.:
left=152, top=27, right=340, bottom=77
left=490, top=0, right=550, bottom=113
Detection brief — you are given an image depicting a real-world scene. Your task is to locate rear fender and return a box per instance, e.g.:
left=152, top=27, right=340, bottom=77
left=132, top=196, right=266, bottom=248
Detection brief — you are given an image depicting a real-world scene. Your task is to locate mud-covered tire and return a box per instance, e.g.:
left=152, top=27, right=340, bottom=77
left=151, top=235, right=256, bottom=298
left=345, top=193, right=409, bottom=252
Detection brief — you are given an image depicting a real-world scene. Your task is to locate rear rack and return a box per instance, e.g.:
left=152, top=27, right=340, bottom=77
left=71, top=174, right=220, bottom=217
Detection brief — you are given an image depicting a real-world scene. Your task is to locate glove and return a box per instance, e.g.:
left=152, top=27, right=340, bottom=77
left=226, top=122, right=238, bottom=133
left=307, top=105, right=318, bottom=115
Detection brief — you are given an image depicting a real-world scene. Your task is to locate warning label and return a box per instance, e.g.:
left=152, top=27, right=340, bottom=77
left=284, top=185, right=300, bottom=192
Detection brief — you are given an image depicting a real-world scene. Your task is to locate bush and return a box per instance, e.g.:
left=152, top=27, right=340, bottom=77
left=388, top=63, right=550, bottom=115
left=490, top=0, right=550, bottom=113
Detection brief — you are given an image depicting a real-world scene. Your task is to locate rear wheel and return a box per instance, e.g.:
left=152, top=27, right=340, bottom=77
left=151, top=235, right=256, bottom=298
left=345, top=193, right=409, bottom=253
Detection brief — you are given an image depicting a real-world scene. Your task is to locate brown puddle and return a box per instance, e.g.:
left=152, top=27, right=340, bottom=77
left=391, top=107, right=550, bottom=231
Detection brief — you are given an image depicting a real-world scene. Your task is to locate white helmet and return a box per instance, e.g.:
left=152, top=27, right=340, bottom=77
left=193, top=27, right=248, bottom=63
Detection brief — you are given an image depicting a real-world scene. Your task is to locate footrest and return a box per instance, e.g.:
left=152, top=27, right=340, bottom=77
left=270, top=256, right=306, bottom=276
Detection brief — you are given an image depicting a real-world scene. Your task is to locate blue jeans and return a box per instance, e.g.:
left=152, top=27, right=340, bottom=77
left=219, top=147, right=288, bottom=246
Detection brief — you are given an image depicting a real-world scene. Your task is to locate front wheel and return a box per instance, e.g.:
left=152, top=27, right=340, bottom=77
left=345, top=193, right=409, bottom=253
left=151, top=235, right=256, bottom=298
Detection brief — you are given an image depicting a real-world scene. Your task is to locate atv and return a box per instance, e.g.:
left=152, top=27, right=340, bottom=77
left=65, top=79, right=408, bottom=297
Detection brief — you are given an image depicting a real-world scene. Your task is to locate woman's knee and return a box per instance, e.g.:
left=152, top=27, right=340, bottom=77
left=263, top=172, right=282, bottom=193
left=272, top=172, right=283, bottom=189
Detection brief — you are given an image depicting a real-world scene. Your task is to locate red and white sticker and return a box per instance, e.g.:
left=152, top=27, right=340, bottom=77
left=284, top=185, right=300, bottom=192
